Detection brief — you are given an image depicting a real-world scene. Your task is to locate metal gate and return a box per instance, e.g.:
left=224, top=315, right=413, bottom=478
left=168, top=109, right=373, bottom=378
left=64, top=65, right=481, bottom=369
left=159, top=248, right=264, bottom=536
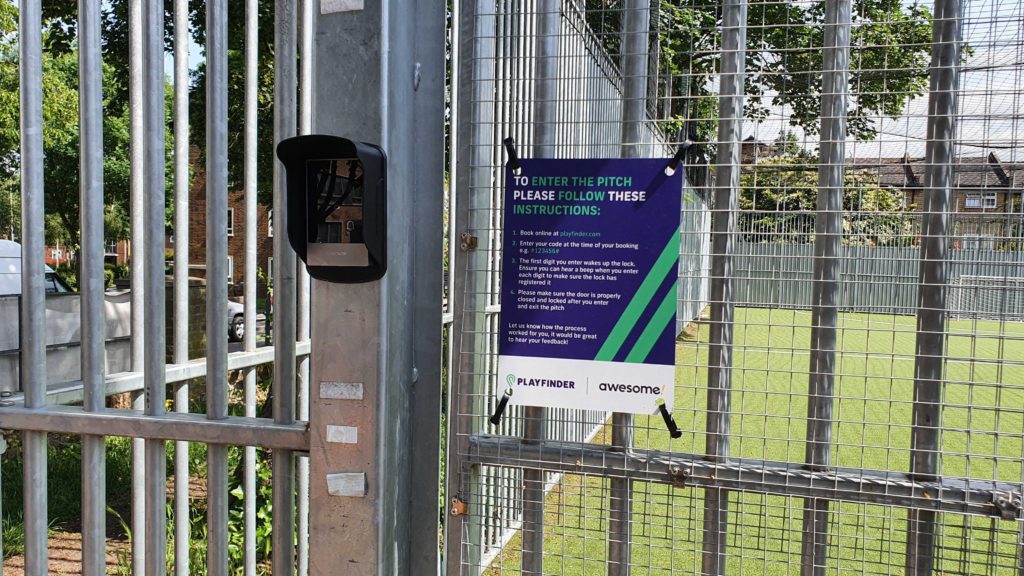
left=1, top=0, right=315, bottom=574
left=443, top=1, right=1024, bottom=575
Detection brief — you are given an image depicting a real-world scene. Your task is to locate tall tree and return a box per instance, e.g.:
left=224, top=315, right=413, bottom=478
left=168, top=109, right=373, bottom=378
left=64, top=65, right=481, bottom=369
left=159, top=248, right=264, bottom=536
left=0, top=1, right=135, bottom=249
left=586, top=0, right=933, bottom=144
left=42, top=0, right=278, bottom=203
left=739, top=153, right=913, bottom=246
left=187, top=0, right=277, bottom=204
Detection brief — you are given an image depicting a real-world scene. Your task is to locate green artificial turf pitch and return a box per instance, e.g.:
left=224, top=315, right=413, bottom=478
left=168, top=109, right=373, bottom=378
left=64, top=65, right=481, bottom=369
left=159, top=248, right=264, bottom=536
left=482, top=308, right=1024, bottom=575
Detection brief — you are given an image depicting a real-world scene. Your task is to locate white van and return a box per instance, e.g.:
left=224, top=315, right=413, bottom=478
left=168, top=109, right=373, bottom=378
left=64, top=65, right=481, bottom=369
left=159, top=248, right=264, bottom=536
left=0, top=239, right=74, bottom=295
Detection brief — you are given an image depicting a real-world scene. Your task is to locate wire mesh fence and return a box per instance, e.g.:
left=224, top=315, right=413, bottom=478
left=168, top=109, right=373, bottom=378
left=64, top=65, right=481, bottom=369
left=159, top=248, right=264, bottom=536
left=445, top=0, right=1024, bottom=574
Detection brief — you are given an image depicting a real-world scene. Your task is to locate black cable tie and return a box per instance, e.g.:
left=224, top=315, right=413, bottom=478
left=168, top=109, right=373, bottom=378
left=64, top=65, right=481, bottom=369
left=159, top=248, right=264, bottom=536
left=503, top=137, right=522, bottom=173
left=489, top=387, right=512, bottom=426
left=668, top=140, right=695, bottom=172
left=658, top=402, right=683, bottom=439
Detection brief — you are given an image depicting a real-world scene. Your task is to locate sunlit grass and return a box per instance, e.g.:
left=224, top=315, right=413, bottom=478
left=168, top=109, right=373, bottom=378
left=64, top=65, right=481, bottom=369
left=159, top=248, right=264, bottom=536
left=485, top=308, right=1024, bottom=575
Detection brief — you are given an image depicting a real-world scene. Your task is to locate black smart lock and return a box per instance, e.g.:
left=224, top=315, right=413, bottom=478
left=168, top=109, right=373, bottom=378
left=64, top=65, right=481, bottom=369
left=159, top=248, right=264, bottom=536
left=276, top=134, right=387, bottom=283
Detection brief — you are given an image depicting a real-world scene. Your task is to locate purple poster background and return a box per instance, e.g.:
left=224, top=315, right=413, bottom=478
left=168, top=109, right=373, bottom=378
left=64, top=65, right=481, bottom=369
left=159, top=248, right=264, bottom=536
left=499, top=158, right=682, bottom=366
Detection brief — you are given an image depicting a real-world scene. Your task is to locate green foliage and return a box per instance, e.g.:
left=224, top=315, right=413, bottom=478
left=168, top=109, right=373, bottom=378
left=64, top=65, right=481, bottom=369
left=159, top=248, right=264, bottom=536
left=1, top=434, right=136, bottom=529
left=739, top=153, right=914, bottom=246
left=54, top=262, right=78, bottom=290
left=41, top=0, right=280, bottom=205
left=2, top=512, right=27, bottom=557
left=586, top=0, right=933, bottom=142
left=110, top=450, right=276, bottom=575
left=187, top=0, right=277, bottom=204
left=0, top=1, right=138, bottom=250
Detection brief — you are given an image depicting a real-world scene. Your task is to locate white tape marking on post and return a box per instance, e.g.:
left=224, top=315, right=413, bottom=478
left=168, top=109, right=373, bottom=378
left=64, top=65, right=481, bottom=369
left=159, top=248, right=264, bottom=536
left=321, top=0, right=363, bottom=14
left=326, top=473, right=367, bottom=497
left=319, top=381, right=364, bottom=400
left=326, top=425, right=359, bottom=444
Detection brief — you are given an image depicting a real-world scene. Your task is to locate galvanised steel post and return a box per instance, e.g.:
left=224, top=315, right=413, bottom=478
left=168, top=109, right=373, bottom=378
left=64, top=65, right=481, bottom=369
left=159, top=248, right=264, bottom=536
left=799, top=0, right=850, bottom=572
left=306, top=2, right=444, bottom=574
left=172, top=0, right=192, bottom=571
left=128, top=0, right=147, bottom=569
left=19, top=0, right=47, bottom=573
left=296, top=2, right=314, bottom=575
left=142, top=0, right=168, bottom=572
left=609, top=1, right=651, bottom=573
left=273, top=0, right=298, bottom=574
left=905, top=0, right=961, bottom=572
left=701, top=0, right=746, bottom=571
left=523, top=2, right=560, bottom=574
left=242, top=0, right=259, bottom=571
left=79, top=0, right=107, bottom=571
left=406, top=0, right=447, bottom=570
left=442, top=0, right=494, bottom=571
left=206, top=0, right=230, bottom=573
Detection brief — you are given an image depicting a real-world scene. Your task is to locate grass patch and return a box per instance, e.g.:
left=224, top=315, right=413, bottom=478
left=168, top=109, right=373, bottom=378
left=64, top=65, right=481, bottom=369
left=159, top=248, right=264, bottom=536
left=485, top=308, right=1024, bottom=575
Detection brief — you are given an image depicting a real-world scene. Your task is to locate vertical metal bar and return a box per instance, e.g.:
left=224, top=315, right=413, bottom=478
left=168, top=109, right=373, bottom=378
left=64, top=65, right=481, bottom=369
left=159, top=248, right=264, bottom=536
left=128, top=0, right=148, bottom=569
left=905, top=0, right=961, bottom=572
left=172, top=0, right=191, bottom=571
left=442, top=0, right=492, bottom=571
left=701, top=0, right=747, bottom=572
left=296, top=1, right=313, bottom=574
left=609, top=2, right=651, bottom=573
left=0, top=452, right=3, bottom=564
left=405, top=1, right=445, bottom=570
left=799, top=0, right=850, bottom=573
left=19, top=0, right=47, bottom=573
left=206, top=0, right=230, bottom=574
left=142, top=0, right=168, bottom=572
left=243, top=0, right=259, bottom=571
left=273, top=1, right=298, bottom=574
left=79, top=0, right=107, bottom=572
left=522, top=2, right=559, bottom=574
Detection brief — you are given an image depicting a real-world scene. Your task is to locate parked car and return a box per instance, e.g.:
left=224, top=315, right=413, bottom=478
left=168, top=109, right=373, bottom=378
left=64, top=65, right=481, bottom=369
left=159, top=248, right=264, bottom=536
left=228, top=299, right=245, bottom=342
left=0, top=239, right=74, bottom=295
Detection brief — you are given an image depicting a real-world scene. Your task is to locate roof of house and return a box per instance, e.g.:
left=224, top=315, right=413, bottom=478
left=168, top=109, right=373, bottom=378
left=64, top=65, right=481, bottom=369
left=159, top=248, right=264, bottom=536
left=849, top=153, right=1024, bottom=190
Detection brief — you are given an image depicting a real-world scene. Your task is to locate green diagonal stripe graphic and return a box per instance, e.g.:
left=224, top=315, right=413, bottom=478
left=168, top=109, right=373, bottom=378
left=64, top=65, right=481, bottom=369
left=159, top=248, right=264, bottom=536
left=594, top=227, right=680, bottom=361
left=624, top=286, right=677, bottom=363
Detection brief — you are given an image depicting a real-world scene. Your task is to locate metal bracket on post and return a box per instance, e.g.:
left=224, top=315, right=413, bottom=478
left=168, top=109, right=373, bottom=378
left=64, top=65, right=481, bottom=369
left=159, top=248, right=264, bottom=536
left=449, top=496, right=468, bottom=517
left=459, top=232, right=478, bottom=252
left=668, top=463, right=688, bottom=488
left=991, top=491, right=1022, bottom=520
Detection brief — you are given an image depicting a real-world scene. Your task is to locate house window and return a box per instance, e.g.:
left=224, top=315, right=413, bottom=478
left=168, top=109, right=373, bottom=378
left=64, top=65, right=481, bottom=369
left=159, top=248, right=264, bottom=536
left=227, top=255, right=234, bottom=284
left=268, top=209, right=273, bottom=237
left=961, top=234, right=996, bottom=251
left=227, top=208, right=235, bottom=236
left=965, top=193, right=997, bottom=209
left=106, top=240, right=117, bottom=255
left=267, top=256, right=274, bottom=286
left=318, top=222, right=343, bottom=243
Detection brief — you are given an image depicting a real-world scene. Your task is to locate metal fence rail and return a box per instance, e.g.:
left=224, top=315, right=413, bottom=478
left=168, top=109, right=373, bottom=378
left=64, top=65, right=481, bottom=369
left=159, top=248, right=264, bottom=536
left=445, top=0, right=1024, bottom=574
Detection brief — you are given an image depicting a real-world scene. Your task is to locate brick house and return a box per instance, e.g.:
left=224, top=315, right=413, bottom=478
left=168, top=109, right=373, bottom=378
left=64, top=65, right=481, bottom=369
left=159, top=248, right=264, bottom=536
left=852, top=152, right=1024, bottom=247
left=43, top=238, right=128, bottom=268
left=186, top=151, right=274, bottom=302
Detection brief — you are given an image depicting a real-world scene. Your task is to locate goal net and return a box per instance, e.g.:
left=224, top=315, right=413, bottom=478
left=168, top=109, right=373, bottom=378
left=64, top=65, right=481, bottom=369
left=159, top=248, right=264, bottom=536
left=952, top=275, right=1024, bottom=322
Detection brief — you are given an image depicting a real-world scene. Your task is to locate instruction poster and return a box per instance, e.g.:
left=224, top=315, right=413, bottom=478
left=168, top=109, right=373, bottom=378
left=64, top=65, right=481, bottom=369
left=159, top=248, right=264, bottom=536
left=497, top=158, right=681, bottom=414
